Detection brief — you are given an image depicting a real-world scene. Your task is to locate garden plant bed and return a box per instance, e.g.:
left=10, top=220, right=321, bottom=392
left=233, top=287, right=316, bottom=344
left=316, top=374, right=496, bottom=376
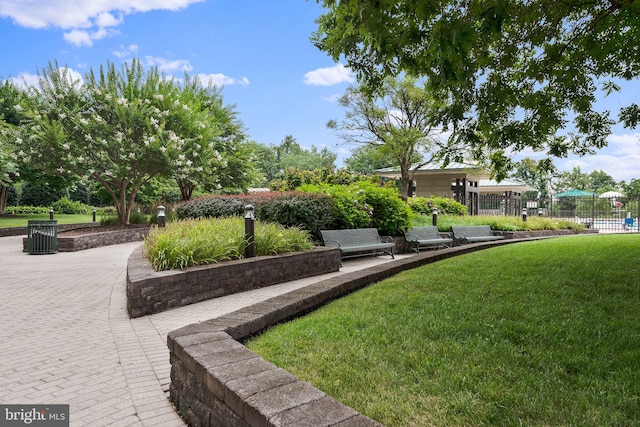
left=126, top=245, right=341, bottom=318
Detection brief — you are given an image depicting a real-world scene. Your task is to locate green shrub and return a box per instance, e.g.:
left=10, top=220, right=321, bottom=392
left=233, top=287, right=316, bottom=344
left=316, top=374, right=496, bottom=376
left=97, top=206, right=117, bottom=216
left=299, top=181, right=411, bottom=235
left=52, top=197, right=91, bottom=214
left=128, top=210, right=149, bottom=224
left=354, top=181, right=411, bottom=235
left=4, top=205, right=50, bottom=215
left=298, top=183, right=372, bottom=230
left=100, top=209, right=148, bottom=225
left=177, top=192, right=338, bottom=242
left=144, top=217, right=314, bottom=271
left=100, top=215, right=120, bottom=226
left=176, top=196, right=247, bottom=219
left=435, top=215, right=586, bottom=232
left=255, top=192, right=337, bottom=241
left=408, top=196, right=467, bottom=216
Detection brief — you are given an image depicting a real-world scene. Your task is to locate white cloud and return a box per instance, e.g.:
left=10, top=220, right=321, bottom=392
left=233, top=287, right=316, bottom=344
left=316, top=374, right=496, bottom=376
left=0, top=0, right=203, bottom=45
left=7, top=68, right=84, bottom=91
left=63, top=29, right=93, bottom=47
left=304, top=63, right=354, bottom=86
left=555, top=133, right=640, bottom=182
left=8, top=73, right=40, bottom=89
left=144, top=56, right=193, bottom=73
left=63, top=26, right=118, bottom=47
left=113, top=44, right=139, bottom=58
left=95, top=12, right=122, bottom=28
left=195, top=73, right=250, bottom=87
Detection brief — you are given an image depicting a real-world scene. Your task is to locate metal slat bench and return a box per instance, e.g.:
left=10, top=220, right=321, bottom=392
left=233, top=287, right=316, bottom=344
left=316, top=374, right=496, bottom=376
left=404, top=226, right=453, bottom=253
left=451, top=225, right=505, bottom=245
left=320, top=228, right=395, bottom=262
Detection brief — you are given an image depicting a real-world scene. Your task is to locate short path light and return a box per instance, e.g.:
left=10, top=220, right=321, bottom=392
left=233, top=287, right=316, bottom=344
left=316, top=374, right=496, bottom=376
left=522, top=207, right=528, bottom=222
left=49, top=207, right=54, bottom=220
left=157, top=205, right=166, bottom=228
left=244, top=205, right=256, bottom=258
left=538, top=208, right=543, bottom=217
left=93, top=208, right=97, bottom=222
left=432, top=207, right=438, bottom=227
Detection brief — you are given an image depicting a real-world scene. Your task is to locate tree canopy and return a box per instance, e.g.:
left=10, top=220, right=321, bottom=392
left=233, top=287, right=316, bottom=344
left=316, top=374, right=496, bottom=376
left=0, top=80, right=32, bottom=214
left=329, top=76, right=453, bottom=199
left=313, top=1, right=640, bottom=178
left=9, top=60, right=251, bottom=223
left=249, top=135, right=336, bottom=187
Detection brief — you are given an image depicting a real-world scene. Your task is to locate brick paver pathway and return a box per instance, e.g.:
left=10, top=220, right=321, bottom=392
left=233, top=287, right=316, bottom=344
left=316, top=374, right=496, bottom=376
left=0, top=235, right=405, bottom=426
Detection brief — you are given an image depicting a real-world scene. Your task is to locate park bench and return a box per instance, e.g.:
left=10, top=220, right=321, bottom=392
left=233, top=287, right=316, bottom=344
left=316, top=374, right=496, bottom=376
left=451, top=225, right=505, bottom=245
left=320, top=228, right=395, bottom=262
left=403, top=226, right=453, bottom=253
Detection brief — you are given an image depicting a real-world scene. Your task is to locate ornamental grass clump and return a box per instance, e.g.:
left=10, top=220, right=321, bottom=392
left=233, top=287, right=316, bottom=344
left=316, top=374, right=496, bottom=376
left=144, top=217, right=314, bottom=271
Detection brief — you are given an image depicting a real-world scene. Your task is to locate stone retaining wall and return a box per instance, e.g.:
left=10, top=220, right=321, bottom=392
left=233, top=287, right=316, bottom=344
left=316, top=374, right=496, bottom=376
left=127, top=247, right=341, bottom=318
left=166, top=231, right=598, bottom=427
left=22, top=225, right=149, bottom=252
left=166, top=238, right=549, bottom=427
left=3, top=222, right=101, bottom=237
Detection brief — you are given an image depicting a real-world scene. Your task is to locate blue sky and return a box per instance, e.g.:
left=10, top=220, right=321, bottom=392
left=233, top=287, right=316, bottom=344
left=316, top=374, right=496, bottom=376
left=1, top=0, right=639, bottom=183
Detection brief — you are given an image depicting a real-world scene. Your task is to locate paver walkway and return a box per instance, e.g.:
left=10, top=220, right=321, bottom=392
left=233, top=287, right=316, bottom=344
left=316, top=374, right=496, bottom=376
left=0, top=236, right=407, bottom=426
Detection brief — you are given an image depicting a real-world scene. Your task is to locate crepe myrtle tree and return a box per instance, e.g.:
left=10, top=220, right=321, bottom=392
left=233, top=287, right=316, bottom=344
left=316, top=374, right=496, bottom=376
left=12, top=60, right=249, bottom=223
left=169, top=75, right=253, bottom=200
left=0, top=80, right=28, bottom=214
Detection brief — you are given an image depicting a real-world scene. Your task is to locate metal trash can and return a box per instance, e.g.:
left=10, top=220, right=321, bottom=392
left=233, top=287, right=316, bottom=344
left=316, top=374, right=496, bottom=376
left=27, top=220, right=58, bottom=254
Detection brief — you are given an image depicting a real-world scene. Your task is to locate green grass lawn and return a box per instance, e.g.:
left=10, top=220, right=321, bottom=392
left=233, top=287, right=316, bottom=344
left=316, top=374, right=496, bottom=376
left=246, top=234, right=640, bottom=426
left=0, top=214, right=96, bottom=228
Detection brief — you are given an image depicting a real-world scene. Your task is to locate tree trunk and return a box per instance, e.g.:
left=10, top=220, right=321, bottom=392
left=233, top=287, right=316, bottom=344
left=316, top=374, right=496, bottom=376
left=178, top=181, right=195, bottom=201
left=0, top=186, right=8, bottom=215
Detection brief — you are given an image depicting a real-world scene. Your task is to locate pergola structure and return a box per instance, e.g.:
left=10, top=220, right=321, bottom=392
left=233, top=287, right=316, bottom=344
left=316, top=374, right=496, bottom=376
left=375, top=162, right=489, bottom=215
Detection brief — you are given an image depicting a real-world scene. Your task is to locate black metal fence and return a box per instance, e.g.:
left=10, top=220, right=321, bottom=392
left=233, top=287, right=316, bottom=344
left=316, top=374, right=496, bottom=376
left=479, top=193, right=640, bottom=233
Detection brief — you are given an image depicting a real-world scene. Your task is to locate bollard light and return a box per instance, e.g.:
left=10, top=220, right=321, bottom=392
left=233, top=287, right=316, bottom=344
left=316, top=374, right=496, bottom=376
left=522, top=207, right=528, bottom=222
left=157, top=205, right=166, bottom=228
left=244, top=205, right=256, bottom=258
left=432, top=207, right=438, bottom=227
left=92, top=208, right=97, bottom=222
left=49, top=207, right=54, bottom=220
left=538, top=208, right=543, bottom=217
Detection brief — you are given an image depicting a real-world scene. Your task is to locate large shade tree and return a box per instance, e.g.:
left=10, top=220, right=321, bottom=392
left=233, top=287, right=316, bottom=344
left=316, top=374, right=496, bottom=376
left=329, top=76, right=458, bottom=199
left=12, top=60, right=249, bottom=224
left=313, top=1, right=640, bottom=178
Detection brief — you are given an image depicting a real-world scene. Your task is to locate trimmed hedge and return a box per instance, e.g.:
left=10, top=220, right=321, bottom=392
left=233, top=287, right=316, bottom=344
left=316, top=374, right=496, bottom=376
left=407, top=196, right=467, bottom=216
left=177, top=197, right=247, bottom=219
left=255, top=193, right=336, bottom=241
left=177, top=183, right=412, bottom=238
left=4, top=205, right=50, bottom=215
left=176, top=192, right=338, bottom=241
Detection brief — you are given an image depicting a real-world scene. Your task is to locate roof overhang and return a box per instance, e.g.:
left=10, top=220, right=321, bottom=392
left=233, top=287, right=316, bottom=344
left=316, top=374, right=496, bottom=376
left=479, top=179, right=536, bottom=194
left=375, top=161, right=490, bottom=180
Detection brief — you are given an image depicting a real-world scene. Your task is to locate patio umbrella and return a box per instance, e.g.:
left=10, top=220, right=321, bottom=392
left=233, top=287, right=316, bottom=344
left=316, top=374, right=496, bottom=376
left=555, top=189, right=597, bottom=197
left=599, top=190, right=624, bottom=198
